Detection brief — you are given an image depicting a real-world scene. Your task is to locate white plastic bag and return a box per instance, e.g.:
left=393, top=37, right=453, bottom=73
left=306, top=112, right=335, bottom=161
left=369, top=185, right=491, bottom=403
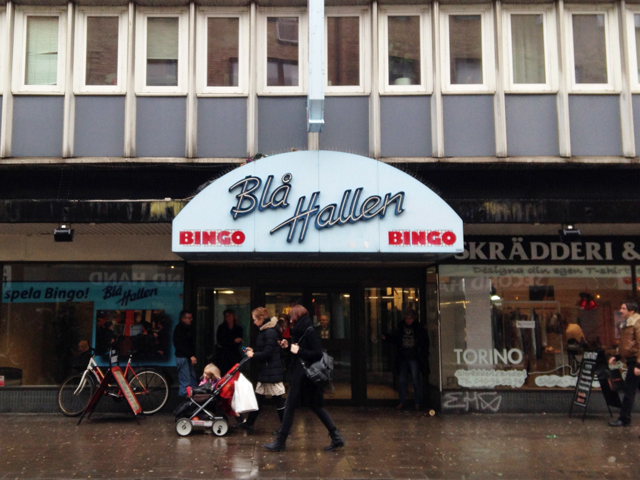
left=231, top=373, right=259, bottom=414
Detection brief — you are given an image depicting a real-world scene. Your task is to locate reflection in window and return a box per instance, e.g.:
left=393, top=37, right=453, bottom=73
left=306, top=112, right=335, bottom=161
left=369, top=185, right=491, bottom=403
left=388, top=15, right=420, bottom=86
left=25, top=16, right=58, bottom=85
left=207, top=17, right=239, bottom=87
left=85, top=16, right=119, bottom=86
left=267, top=17, right=298, bottom=86
left=327, top=16, right=359, bottom=86
left=511, top=14, right=545, bottom=84
left=449, top=15, right=482, bottom=85
left=572, top=14, right=607, bottom=84
left=146, top=17, right=179, bottom=87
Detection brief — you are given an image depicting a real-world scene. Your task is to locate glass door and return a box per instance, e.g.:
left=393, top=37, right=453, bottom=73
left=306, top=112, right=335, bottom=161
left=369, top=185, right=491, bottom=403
left=310, top=292, right=352, bottom=400
left=364, top=287, right=422, bottom=403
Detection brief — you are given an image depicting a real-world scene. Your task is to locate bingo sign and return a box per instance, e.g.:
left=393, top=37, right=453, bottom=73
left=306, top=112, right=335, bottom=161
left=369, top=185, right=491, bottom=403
left=173, top=151, right=463, bottom=257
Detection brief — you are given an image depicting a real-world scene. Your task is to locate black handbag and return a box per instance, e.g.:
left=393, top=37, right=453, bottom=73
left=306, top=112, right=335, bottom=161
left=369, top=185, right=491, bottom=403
left=298, top=327, right=334, bottom=386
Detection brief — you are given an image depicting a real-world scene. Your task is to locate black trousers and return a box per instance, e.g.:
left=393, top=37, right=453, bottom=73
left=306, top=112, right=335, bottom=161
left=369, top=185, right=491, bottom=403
left=279, top=395, right=336, bottom=436
left=246, top=393, right=284, bottom=427
left=619, top=359, right=640, bottom=424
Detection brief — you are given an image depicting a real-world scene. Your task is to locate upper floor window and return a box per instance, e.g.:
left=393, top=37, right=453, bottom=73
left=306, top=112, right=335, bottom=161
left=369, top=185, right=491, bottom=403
left=565, top=6, right=620, bottom=92
left=74, top=8, right=128, bottom=94
left=325, top=7, right=370, bottom=94
left=625, top=7, right=640, bottom=92
left=503, top=6, right=557, bottom=92
left=196, top=9, right=249, bottom=95
left=13, top=8, right=67, bottom=94
left=258, top=9, right=308, bottom=95
left=440, top=6, right=495, bottom=93
left=135, top=8, right=188, bottom=94
left=379, top=7, right=431, bottom=94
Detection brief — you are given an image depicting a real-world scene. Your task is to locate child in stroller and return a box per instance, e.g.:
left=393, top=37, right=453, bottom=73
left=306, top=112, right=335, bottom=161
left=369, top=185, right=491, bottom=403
left=174, top=358, right=248, bottom=437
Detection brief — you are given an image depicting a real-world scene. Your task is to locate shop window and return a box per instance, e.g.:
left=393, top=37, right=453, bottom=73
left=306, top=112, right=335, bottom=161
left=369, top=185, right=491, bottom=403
left=13, top=7, right=67, bottom=94
left=196, top=9, right=249, bottom=95
left=564, top=7, right=620, bottom=93
left=74, top=8, right=128, bottom=94
left=379, top=7, right=431, bottom=95
left=439, top=265, right=632, bottom=391
left=135, top=9, right=188, bottom=94
left=258, top=10, right=308, bottom=95
left=440, top=6, right=495, bottom=93
left=0, top=264, right=184, bottom=386
left=503, top=6, right=557, bottom=93
left=325, top=8, right=370, bottom=94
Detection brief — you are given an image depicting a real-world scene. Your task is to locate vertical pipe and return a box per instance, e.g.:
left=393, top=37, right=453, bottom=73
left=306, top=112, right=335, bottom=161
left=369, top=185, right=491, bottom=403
left=186, top=1, right=197, bottom=158
left=369, top=2, right=380, bottom=157
left=619, top=0, right=636, bottom=158
left=431, top=1, right=444, bottom=157
left=124, top=1, right=136, bottom=157
left=493, top=1, right=507, bottom=157
left=247, top=2, right=257, bottom=156
left=62, top=2, right=75, bottom=158
left=0, top=2, right=15, bottom=158
left=556, top=0, right=571, bottom=158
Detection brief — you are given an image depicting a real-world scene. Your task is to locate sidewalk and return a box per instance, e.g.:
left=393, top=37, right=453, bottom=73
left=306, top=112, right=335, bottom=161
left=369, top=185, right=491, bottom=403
left=1, top=408, right=639, bottom=479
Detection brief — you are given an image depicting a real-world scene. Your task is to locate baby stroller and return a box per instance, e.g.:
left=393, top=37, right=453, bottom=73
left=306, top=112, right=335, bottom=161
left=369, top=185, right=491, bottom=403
left=174, top=357, right=249, bottom=437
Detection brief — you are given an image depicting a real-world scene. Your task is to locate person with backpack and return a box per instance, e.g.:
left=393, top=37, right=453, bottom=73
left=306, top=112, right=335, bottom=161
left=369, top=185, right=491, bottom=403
left=263, top=304, right=344, bottom=452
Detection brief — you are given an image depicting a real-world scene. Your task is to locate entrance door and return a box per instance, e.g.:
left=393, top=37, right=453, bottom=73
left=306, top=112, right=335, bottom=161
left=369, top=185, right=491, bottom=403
left=263, top=289, right=353, bottom=401
left=364, top=287, right=423, bottom=405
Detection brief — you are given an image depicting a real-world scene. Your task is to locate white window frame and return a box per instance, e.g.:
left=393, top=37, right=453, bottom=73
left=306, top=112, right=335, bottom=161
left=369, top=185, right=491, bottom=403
left=502, top=5, right=558, bottom=93
left=13, top=7, right=67, bottom=94
left=324, top=7, right=370, bottom=95
left=196, top=8, right=249, bottom=96
left=378, top=6, right=431, bottom=95
left=74, top=7, right=128, bottom=94
left=257, top=8, right=308, bottom=95
left=135, top=8, right=189, bottom=95
left=625, top=6, right=640, bottom=93
left=440, top=5, right=495, bottom=94
left=564, top=4, right=621, bottom=93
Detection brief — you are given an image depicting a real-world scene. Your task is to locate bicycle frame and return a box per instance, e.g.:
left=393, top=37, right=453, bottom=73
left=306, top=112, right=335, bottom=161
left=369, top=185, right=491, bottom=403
left=73, top=355, right=150, bottom=398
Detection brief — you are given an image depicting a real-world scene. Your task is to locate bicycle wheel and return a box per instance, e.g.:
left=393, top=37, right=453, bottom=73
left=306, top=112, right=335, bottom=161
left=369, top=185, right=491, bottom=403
left=58, top=373, right=96, bottom=417
left=130, top=370, right=169, bottom=415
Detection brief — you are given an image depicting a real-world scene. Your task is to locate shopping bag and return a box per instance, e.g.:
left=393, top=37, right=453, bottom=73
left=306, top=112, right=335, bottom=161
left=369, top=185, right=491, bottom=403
left=231, top=373, right=259, bottom=414
left=609, top=368, right=625, bottom=392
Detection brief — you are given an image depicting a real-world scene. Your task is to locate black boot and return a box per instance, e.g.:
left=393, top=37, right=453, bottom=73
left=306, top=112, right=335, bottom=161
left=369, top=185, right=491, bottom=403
left=263, top=433, right=287, bottom=452
left=324, top=429, right=345, bottom=451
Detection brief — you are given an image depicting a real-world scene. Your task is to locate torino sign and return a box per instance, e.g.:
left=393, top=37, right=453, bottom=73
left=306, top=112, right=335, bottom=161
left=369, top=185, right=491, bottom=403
left=172, top=151, right=463, bottom=255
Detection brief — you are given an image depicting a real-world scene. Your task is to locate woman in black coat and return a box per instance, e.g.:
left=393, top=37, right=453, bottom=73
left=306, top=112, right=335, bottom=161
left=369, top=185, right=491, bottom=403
left=216, top=309, right=243, bottom=375
left=242, top=307, right=285, bottom=433
left=263, top=305, right=345, bottom=452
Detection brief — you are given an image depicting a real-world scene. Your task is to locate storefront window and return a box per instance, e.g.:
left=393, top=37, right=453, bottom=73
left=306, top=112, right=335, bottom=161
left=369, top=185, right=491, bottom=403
left=0, top=263, right=184, bottom=386
left=439, top=265, right=631, bottom=390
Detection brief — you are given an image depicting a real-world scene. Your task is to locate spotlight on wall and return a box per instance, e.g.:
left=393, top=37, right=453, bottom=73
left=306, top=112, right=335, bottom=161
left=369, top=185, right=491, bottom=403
left=54, top=224, right=74, bottom=242
left=559, top=224, right=581, bottom=241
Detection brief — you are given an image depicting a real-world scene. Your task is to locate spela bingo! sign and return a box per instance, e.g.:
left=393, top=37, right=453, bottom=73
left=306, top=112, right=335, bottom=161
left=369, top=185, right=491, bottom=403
left=2, top=281, right=183, bottom=365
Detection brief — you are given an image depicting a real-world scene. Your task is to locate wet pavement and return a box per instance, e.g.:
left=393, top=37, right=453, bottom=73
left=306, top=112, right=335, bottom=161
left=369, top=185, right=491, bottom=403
left=1, top=408, right=640, bottom=479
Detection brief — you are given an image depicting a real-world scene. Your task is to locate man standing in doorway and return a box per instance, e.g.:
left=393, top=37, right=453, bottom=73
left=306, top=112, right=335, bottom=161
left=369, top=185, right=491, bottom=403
left=173, top=310, right=197, bottom=397
left=383, top=309, right=428, bottom=411
left=608, top=300, right=640, bottom=427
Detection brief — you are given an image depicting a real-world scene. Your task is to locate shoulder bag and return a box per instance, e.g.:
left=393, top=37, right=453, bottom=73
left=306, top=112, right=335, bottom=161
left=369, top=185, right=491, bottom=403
left=298, top=327, right=334, bottom=387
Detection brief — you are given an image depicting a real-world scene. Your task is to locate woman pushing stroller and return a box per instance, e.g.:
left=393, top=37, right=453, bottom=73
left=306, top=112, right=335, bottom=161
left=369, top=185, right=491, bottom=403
left=241, top=307, right=286, bottom=433
left=263, top=305, right=345, bottom=452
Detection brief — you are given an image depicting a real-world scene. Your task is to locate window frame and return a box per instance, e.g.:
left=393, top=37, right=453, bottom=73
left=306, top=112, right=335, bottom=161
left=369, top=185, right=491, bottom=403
left=257, top=8, right=308, bottom=96
left=324, top=6, right=370, bottom=95
left=564, top=4, right=621, bottom=93
left=625, top=6, right=640, bottom=93
left=196, top=8, right=249, bottom=96
left=74, top=7, right=128, bottom=95
left=440, top=5, right=495, bottom=94
left=12, top=7, right=67, bottom=95
left=502, top=5, right=558, bottom=94
left=378, top=6, right=431, bottom=95
left=135, top=7, right=189, bottom=95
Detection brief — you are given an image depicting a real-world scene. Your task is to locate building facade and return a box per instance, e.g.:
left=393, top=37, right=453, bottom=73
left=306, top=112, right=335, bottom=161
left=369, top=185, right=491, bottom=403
left=2, top=0, right=640, bottom=413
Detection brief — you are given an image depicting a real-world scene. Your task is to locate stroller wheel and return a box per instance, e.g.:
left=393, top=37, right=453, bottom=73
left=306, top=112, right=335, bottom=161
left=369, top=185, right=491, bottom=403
left=176, top=418, right=193, bottom=437
left=212, top=419, right=229, bottom=436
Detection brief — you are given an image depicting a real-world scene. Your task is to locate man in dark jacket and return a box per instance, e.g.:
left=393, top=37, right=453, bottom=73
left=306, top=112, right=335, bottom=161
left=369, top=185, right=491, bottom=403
left=173, top=310, right=197, bottom=397
left=383, top=309, right=428, bottom=410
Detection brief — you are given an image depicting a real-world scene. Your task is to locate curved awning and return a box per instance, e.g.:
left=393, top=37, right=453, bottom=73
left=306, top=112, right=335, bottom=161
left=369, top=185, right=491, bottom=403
left=172, top=151, right=463, bottom=261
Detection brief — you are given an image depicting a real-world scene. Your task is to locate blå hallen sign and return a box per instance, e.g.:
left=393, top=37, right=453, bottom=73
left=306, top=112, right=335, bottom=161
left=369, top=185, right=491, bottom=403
left=172, top=151, right=463, bottom=256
